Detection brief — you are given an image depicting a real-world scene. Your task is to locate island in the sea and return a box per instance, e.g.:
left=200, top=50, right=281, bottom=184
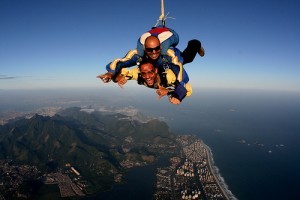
left=0, top=106, right=234, bottom=199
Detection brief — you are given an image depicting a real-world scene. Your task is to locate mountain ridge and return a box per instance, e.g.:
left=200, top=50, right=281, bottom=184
left=0, top=107, right=177, bottom=194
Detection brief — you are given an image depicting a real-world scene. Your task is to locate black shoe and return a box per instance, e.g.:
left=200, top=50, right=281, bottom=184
left=199, top=46, right=205, bottom=57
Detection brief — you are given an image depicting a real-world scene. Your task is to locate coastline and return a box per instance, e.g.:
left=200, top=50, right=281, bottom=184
left=202, top=142, right=238, bottom=200
left=154, top=135, right=237, bottom=199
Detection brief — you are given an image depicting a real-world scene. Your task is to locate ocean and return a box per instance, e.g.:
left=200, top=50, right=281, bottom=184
left=1, top=88, right=300, bottom=199
left=109, top=88, right=300, bottom=200
left=139, top=88, right=300, bottom=200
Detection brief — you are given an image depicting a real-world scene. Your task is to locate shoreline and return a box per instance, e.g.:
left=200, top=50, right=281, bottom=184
left=202, top=141, right=237, bottom=200
left=154, top=135, right=237, bottom=199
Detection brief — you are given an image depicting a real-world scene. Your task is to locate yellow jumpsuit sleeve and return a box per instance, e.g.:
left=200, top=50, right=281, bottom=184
left=119, top=67, right=139, bottom=80
left=107, top=49, right=139, bottom=71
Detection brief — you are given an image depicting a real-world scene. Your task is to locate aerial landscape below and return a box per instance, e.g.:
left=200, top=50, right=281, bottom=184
left=0, top=106, right=235, bottom=199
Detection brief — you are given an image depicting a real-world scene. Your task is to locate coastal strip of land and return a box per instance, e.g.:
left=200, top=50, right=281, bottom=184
left=202, top=142, right=236, bottom=200
left=153, top=135, right=235, bottom=200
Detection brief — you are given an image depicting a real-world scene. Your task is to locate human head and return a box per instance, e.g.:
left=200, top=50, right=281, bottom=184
left=144, top=35, right=161, bottom=61
left=139, top=61, right=158, bottom=87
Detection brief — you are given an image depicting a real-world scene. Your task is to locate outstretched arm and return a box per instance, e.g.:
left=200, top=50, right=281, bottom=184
left=112, top=68, right=139, bottom=88
left=106, top=49, right=140, bottom=75
left=168, top=82, right=192, bottom=105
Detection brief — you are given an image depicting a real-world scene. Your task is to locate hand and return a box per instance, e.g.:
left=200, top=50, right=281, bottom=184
left=156, top=83, right=169, bottom=100
left=96, top=72, right=113, bottom=83
left=114, top=71, right=128, bottom=89
left=169, top=96, right=181, bottom=105
left=117, top=76, right=127, bottom=89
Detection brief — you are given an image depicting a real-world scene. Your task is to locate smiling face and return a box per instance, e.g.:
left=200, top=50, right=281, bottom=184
left=139, top=62, right=158, bottom=87
left=144, top=36, right=161, bottom=61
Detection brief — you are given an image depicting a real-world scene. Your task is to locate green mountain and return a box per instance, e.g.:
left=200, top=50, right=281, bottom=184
left=0, top=107, right=177, bottom=192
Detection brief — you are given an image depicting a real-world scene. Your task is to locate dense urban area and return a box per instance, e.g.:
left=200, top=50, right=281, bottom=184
left=153, top=135, right=229, bottom=200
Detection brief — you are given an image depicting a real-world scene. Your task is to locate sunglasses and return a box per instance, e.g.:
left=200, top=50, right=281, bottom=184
left=145, top=45, right=161, bottom=52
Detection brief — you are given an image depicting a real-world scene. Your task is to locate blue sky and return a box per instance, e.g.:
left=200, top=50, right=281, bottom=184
left=1, top=0, right=300, bottom=91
